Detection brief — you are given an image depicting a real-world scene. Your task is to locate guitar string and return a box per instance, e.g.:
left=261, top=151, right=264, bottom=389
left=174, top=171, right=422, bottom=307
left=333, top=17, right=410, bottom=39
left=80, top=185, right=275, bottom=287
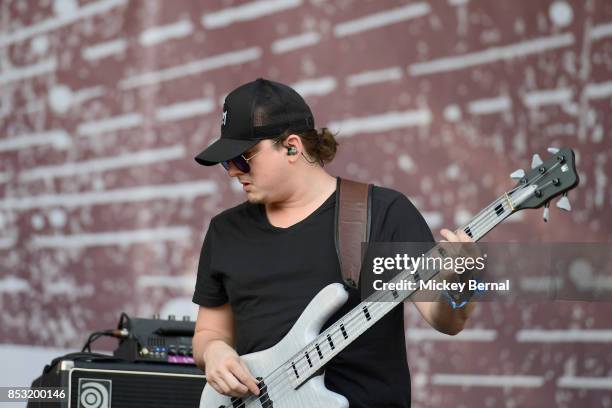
left=230, top=193, right=519, bottom=407
left=270, top=173, right=562, bottom=399
left=228, top=164, right=562, bottom=407
left=232, top=193, right=520, bottom=408
left=227, top=196, right=515, bottom=408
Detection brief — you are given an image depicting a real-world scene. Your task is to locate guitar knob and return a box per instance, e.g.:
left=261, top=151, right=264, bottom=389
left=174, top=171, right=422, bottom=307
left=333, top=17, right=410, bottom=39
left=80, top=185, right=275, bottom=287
left=556, top=192, right=571, bottom=211
left=510, top=169, right=525, bottom=180
left=547, top=147, right=560, bottom=154
left=543, top=201, right=550, bottom=223
left=531, top=154, right=543, bottom=169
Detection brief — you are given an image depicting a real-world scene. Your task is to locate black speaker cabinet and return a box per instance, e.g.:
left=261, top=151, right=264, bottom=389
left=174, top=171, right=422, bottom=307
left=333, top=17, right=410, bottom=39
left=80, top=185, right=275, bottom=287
left=28, top=353, right=205, bottom=408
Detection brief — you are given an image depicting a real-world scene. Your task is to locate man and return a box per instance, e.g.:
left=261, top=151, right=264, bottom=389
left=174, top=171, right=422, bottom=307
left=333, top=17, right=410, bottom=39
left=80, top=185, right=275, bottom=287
left=192, top=78, right=475, bottom=407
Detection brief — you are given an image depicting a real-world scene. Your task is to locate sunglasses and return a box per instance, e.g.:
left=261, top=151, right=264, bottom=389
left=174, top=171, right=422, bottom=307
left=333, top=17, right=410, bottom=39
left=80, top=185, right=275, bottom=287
left=221, top=140, right=279, bottom=173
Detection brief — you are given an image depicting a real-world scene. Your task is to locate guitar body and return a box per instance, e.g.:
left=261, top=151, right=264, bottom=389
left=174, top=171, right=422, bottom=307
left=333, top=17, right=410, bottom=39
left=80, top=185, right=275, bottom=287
left=199, top=283, right=350, bottom=408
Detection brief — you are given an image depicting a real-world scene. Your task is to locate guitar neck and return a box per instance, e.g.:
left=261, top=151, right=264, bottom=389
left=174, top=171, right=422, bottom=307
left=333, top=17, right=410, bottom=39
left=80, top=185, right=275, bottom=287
left=284, top=191, right=517, bottom=388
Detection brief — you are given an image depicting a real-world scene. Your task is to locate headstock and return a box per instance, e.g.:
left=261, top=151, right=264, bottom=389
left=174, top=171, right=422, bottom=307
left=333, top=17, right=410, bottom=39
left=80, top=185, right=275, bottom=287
left=507, top=147, right=579, bottom=222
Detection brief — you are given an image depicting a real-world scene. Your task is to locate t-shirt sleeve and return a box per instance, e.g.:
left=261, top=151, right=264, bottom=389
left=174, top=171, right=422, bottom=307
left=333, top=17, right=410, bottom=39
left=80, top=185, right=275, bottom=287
left=192, top=219, right=229, bottom=307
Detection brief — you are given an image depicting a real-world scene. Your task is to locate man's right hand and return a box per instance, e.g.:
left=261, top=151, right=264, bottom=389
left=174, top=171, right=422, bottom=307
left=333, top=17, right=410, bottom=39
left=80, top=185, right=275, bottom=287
left=202, top=340, right=260, bottom=398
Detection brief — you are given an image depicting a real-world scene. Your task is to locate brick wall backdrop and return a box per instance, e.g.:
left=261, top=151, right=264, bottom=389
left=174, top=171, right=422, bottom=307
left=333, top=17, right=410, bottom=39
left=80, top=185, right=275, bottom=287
left=1, top=0, right=611, bottom=406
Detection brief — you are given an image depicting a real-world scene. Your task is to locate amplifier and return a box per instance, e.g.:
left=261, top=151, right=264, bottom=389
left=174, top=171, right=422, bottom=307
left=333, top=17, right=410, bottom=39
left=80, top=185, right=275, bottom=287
left=28, top=353, right=205, bottom=408
left=113, top=314, right=196, bottom=365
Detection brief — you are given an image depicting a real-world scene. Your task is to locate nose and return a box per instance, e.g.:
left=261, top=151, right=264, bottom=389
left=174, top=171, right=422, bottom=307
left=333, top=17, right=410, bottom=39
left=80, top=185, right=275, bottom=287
left=226, top=161, right=245, bottom=177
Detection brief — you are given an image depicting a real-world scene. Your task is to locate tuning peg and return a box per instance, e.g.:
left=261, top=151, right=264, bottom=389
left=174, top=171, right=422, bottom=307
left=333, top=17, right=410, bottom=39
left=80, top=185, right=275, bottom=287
left=547, top=147, right=560, bottom=154
left=556, top=192, right=571, bottom=211
left=510, top=169, right=525, bottom=180
left=531, top=154, right=543, bottom=169
left=543, top=201, right=550, bottom=223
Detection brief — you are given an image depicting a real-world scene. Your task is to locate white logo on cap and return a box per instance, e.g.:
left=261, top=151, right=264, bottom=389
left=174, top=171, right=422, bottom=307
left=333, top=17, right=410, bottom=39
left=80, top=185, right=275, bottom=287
left=222, top=110, right=228, bottom=127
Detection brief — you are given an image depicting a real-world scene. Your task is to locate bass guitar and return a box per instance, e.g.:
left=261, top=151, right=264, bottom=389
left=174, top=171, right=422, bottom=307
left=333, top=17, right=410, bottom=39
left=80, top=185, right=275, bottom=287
left=200, top=147, right=579, bottom=408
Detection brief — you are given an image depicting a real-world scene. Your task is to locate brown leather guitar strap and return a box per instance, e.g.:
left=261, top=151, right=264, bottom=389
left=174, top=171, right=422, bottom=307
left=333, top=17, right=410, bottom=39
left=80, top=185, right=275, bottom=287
left=334, top=177, right=372, bottom=289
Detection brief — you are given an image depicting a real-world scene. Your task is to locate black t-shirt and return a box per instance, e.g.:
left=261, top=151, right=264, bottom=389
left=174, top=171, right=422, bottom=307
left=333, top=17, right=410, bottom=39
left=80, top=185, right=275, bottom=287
left=193, top=182, right=434, bottom=407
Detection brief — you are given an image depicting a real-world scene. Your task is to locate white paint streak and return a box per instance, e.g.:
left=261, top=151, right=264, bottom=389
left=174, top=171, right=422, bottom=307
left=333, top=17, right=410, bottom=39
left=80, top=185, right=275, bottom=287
left=346, top=67, right=403, bottom=88
left=407, top=328, right=497, bottom=342
left=334, top=3, right=430, bottom=37
left=73, top=86, right=105, bottom=103
left=202, top=0, right=302, bottom=29
left=82, top=38, right=127, bottom=60
left=271, top=32, right=321, bottom=54
left=584, top=80, right=612, bottom=100
left=432, top=374, right=544, bottom=388
left=558, top=376, right=612, bottom=390
left=137, top=275, right=195, bottom=290
left=330, top=109, right=432, bottom=137
left=0, top=180, right=218, bottom=210
left=519, top=276, right=563, bottom=291
left=467, top=95, right=512, bottom=115
left=31, top=226, right=191, bottom=249
left=140, top=19, right=194, bottom=46
left=523, top=87, right=573, bottom=108
left=516, top=329, right=612, bottom=342
left=0, top=57, right=57, bottom=84
left=0, top=130, right=70, bottom=152
left=156, top=98, right=215, bottom=122
left=0, top=276, right=30, bottom=293
left=409, top=33, right=574, bottom=76
left=45, top=281, right=94, bottom=297
left=118, top=47, right=262, bottom=89
left=20, top=145, right=185, bottom=181
left=291, top=77, right=337, bottom=97
left=0, top=0, right=128, bottom=48
left=77, top=112, right=143, bottom=136
left=590, top=21, right=612, bottom=41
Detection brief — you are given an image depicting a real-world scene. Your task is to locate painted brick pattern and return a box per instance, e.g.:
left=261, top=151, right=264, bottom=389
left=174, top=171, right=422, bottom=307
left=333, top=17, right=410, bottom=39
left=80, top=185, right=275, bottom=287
left=1, top=0, right=611, bottom=406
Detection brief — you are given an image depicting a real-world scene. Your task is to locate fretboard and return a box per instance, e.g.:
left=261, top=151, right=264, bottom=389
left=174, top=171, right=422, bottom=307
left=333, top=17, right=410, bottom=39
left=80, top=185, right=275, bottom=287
left=282, top=190, right=519, bottom=389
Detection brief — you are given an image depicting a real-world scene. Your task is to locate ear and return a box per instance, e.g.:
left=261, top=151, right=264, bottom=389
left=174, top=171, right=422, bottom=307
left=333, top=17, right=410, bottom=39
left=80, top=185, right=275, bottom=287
left=284, top=134, right=303, bottom=162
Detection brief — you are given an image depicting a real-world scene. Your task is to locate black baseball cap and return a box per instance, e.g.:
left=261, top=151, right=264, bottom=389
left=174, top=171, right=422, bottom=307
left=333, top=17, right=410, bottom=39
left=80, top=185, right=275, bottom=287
left=195, top=78, right=315, bottom=166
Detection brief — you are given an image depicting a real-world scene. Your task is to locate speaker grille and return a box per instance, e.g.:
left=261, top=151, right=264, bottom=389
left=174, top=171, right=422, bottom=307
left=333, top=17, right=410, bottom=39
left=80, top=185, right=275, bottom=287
left=70, top=368, right=204, bottom=408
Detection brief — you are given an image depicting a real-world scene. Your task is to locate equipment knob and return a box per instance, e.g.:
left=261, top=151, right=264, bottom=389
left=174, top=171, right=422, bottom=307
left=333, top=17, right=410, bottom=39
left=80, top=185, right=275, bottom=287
left=168, top=315, right=176, bottom=320
left=152, top=313, right=160, bottom=319
left=182, top=316, right=190, bottom=321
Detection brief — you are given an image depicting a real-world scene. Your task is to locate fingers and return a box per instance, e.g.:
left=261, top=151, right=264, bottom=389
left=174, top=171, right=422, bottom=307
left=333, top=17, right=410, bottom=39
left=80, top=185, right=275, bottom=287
left=439, top=228, right=481, bottom=260
left=456, top=230, right=473, bottom=242
left=220, top=368, right=249, bottom=397
left=207, top=375, right=235, bottom=397
left=236, top=360, right=260, bottom=396
left=440, top=228, right=473, bottom=243
left=207, top=359, right=259, bottom=398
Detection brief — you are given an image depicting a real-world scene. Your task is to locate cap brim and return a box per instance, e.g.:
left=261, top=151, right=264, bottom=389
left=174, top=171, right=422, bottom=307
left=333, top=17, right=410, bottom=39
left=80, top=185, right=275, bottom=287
left=194, top=137, right=259, bottom=166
